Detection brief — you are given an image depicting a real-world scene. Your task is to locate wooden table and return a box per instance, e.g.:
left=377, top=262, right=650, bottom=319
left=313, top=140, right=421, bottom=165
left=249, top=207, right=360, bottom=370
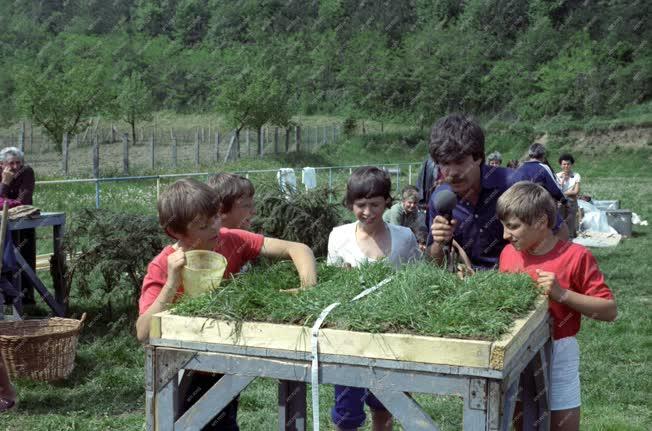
left=8, top=212, right=66, bottom=316
left=146, top=299, right=552, bottom=430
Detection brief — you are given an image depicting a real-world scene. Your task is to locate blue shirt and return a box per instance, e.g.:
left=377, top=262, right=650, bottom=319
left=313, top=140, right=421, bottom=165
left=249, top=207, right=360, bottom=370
left=511, top=161, right=564, bottom=201
left=427, top=165, right=512, bottom=270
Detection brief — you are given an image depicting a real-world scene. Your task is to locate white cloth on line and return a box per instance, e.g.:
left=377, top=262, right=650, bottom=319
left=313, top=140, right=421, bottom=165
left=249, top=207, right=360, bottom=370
left=302, top=167, right=317, bottom=190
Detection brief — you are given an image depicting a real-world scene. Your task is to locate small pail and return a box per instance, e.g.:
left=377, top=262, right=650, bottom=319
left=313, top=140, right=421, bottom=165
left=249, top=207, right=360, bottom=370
left=182, top=250, right=227, bottom=297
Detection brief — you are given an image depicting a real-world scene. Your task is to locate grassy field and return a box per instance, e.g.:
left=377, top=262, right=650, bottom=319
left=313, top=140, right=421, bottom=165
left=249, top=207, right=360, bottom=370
left=3, top=131, right=652, bottom=430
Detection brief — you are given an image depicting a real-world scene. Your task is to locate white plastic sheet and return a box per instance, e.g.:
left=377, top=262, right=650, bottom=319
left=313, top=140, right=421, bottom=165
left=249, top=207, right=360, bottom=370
left=578, top=200, right=618, bottom=234
left=302, top=167, right=317, bottom=190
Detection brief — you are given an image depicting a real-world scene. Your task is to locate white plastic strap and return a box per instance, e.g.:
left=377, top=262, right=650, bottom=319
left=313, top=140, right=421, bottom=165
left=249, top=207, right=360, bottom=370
left=310, top=302, right=341, bottom=431
left=351, top=277, right=393, bottom=302
left=309, top=276, right=393, bottom=431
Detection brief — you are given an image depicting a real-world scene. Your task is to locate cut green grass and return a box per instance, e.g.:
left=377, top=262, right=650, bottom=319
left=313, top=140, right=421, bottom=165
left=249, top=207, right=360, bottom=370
left=172, top=261, right=539, bottom=341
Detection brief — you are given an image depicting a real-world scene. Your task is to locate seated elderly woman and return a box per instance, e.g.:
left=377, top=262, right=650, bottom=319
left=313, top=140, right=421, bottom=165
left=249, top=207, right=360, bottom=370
left=0, top=147, right=36, bottom=303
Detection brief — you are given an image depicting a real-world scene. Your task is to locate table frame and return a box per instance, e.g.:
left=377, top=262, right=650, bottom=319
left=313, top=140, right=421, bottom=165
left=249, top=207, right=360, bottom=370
left=146, top=317, right=552, bottom=431
left=7, top=212, right=66, bottom=316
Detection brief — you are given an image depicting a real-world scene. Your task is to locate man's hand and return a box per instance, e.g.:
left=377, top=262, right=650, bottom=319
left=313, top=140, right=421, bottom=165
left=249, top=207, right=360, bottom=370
left=536, top=269, right=567, bottom=303
left=1, top=167, right=14, bottom=185
left=431, top=215, right=457, bottom=245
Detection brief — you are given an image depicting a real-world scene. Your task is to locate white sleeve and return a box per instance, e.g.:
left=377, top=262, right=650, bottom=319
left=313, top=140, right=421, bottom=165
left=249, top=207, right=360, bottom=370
left=326, top=229, right=340, bottom=266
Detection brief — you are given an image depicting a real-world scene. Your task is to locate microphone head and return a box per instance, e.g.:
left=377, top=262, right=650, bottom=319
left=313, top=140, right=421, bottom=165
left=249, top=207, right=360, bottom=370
left=434, top=189, right=457, bottom=216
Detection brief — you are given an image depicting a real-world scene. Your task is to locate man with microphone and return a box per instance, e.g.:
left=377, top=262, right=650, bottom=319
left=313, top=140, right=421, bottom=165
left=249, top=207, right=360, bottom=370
left=426, top=114, right=567, bottom=271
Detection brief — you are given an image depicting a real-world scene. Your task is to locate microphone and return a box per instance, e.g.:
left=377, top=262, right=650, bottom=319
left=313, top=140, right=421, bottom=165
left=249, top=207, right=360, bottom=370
left=433, top=189, right=458, bottom=273
left=434, top=189, right=457, bottom=222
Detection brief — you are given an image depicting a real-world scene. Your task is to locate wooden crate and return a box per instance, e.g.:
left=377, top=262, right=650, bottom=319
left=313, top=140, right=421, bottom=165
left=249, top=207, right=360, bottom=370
left=151, top=297, right=548, bottom=372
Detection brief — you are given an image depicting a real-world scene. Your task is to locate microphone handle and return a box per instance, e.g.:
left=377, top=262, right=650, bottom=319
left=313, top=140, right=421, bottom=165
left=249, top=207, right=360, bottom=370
left=440, top=212, right=456, bottom=273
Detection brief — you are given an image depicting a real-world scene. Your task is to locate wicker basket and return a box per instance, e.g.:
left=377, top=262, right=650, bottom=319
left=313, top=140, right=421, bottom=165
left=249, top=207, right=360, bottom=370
left=0, top=313, right=86, bottom=382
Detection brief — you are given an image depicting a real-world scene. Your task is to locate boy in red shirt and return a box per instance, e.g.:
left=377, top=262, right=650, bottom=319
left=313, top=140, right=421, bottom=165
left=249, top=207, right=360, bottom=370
left=136, top=178, right=317, bottom=430
left=207, top=173, right=256, bottom=230
left=497, top=181, right=617, bottom=431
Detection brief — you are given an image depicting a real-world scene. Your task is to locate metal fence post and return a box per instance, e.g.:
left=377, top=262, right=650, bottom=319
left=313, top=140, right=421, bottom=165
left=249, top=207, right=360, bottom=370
left=123, top=133, right=129, bottom=175
left=95, top=179, right=101, bottom=209
left=194, top=129, right=200, bottom=167
left=62, top=133, right=69, bottom=175
left=150, top=134, right=155, bottom=170
left=396, top=164, right=400, bottom=193
left=328, top=168, right=333, bottom=203
left=156, top=177, right=161, bottom=201
left=408, top=164, right=413, bottom=185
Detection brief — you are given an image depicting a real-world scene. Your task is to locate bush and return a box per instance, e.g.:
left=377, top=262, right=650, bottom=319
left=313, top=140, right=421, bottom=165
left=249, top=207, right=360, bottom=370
left=250, top=186, right=345, bottom=258
left=342, top=117, right=358, bottom=137
left=62, top=209, right=168, bottom=317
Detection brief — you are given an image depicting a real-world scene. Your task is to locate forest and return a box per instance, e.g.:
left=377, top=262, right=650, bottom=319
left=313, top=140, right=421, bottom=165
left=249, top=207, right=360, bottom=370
left=1, top=0, right=650, bottom=149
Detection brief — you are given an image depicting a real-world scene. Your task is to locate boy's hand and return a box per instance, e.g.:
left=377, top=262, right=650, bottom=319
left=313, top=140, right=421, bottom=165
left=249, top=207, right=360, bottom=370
left=431, top=215, right=457, bottom=245
left=536, top=269, right=568, bottom=303
left=165, top=249, right=186, bottom=291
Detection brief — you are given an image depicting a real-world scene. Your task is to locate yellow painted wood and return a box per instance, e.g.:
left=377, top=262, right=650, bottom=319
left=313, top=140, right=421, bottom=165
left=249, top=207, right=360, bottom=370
left=489, top=297, right=549, bottom=369
left=156, top=313, right=494, bottom=368
left=150, top=313, right=162, bottom=340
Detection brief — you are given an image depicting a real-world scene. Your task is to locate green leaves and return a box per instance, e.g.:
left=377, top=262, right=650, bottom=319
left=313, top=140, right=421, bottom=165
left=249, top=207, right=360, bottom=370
left=62, top=209, right=168, bottom=310
left=250, top=186, right=344, bottom=258
left=15, top=57, right=111, bottom=151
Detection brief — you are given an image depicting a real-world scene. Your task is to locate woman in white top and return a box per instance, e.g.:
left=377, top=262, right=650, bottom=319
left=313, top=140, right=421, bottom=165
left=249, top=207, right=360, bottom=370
left=556, top=153, right=581, bottom=238
left=327, top=166, right=419, bottom=431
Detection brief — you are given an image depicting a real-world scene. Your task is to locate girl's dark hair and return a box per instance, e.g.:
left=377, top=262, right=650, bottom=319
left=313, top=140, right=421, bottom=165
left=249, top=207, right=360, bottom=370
left=344, top=166, right=392, bottom=209
left=558, top=153, right=575, bottom=165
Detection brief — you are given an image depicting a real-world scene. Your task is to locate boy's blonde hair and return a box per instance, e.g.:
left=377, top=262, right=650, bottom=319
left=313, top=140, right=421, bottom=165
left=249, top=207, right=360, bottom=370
left=158, top=178, right=220, bottom=237
left=497, top=181, right=557, bottom=228
left=207, top=173, right=255, bottom=214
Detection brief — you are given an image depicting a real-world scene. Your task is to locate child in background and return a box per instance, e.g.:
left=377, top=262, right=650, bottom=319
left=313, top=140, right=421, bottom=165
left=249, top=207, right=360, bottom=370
left=328, top=167, right=420, bottom=431
left=136, top=178, right=317, bottom=430
left=382, top=184, right=423, bottom=234
left=497, top=181, right=617, bottom=431
left=207, top=173, right=256, bottom=230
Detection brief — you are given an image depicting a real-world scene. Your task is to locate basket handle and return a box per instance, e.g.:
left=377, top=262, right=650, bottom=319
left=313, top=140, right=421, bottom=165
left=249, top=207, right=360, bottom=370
left=78, top=312, right=87, bottom=328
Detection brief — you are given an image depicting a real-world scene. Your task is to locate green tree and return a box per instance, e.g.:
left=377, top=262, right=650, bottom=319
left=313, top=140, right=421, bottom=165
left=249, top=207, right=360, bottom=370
left=15, top=60, right=110, bottom=152
left=216, top=47, right=293, bottom=144
left=113, top=71, right=154, bottom=146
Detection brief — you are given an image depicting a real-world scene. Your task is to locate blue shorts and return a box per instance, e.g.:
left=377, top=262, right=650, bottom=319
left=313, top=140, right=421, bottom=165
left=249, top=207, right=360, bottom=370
left=331, top=385, right=387, bottom=429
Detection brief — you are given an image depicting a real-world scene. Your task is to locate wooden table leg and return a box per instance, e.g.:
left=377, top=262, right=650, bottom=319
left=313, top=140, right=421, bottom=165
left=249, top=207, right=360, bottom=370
left=463, top=378, right=488, bottom=430
left=52, top=223, right=67, bottom=314
left=521, top=351, right=551, bottom=431
left=279, top=380, right=306, bottom=431
left=145, top=347, right=155, bottom=431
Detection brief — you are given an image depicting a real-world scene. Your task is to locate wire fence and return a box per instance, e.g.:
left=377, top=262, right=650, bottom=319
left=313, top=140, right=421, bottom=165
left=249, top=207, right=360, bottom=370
left=34, top=162, right=424, bottom=211
left=2, top=122, right=343, bottom=178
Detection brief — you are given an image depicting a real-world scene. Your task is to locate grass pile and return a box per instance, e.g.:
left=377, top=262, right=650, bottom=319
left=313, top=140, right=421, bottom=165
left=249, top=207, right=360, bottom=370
left=173, top=261, right=539, bottom=341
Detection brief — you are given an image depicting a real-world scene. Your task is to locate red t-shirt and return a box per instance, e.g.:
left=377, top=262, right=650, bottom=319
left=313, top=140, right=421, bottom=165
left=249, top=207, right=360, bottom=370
left=499, top=240, right=614, bottom=340
left=138, top=228, right=265, bottom=315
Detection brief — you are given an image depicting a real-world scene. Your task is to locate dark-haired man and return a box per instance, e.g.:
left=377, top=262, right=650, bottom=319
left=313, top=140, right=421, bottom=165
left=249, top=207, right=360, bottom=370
left=426, top=114, right=567, bottom=270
